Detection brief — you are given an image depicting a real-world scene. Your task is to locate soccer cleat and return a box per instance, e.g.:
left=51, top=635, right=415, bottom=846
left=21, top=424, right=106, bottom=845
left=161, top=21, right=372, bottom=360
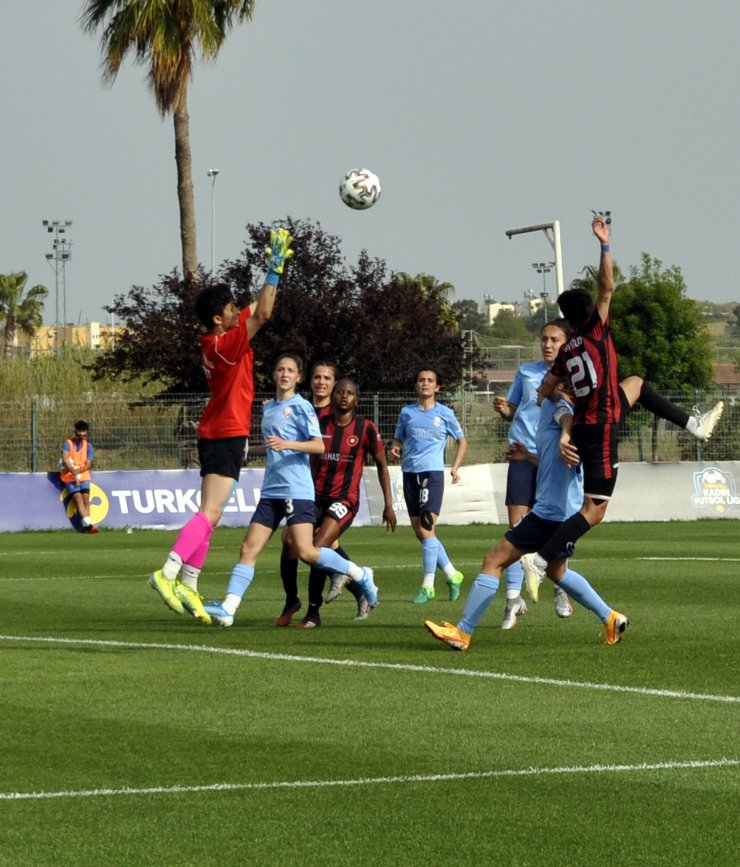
left=355, top=567, right=379, bottom=608
left=325, top=573, right=349, bottom=604
left=149, top=570, right=185, bottom=615
left=424, top=619, right=471, bottom=651
left=446, top=570, right=464, bottom=602
left=553, top=585, right=573, bottom=619
left=501, top=596, right=528, bottom=630
left=354, top=596, right=370, bottom=620
left=204, top=601, right=234, bottom=628
left=175, top=583, right=212, bottom=625
left=692, top=401, right=724, bottom=441
left=86, top=525, right=100, bottom=534
left=604, top=610, right=630, bottom=645
left=275, top=599, right=301, bottom=627
left=297, top=612, right=321, bottom=629
left=521, top=553, right=546, bottom=603
left=412, top=586, right=435, bottom=604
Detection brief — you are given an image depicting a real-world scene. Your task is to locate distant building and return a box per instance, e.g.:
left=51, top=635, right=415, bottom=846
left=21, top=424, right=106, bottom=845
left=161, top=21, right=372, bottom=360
left=13, top=322, right=123, bottom=357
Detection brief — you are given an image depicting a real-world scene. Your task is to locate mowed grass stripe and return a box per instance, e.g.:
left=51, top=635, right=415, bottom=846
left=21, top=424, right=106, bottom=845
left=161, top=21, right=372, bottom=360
left=1, top=634, right=737, bottom=704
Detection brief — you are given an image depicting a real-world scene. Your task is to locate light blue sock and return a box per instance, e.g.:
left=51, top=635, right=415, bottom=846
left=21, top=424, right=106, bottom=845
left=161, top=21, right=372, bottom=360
left=505, top=559, right=524, bottom=595
left=458, top=573, right=500, bottom=634
left=226, top=563, right=255, bottom=600
left=436, top=539, right=451, bottom=571
left=315, top=547, right=364, bottom=581
left=559, top=568, right=611, bottom=623
left=421, top=538, right=438, bottom=575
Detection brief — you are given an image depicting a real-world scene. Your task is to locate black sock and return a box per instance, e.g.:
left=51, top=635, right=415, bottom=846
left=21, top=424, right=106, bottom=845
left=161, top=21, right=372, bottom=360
left=539, top=512, right=592, bottom=562
left=280, top=551, right=299, bottom=602
left=335, top=544, right=350, bottom=561
left=308, top=566, right=327, bottom=610
left=639, top=382, right=690, bottom=428
left=346, top=580, right=363, bottom=601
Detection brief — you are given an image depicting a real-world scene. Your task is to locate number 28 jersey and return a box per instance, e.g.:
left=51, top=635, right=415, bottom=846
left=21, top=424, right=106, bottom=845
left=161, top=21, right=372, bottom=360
left=551, top=308, right=622, bottom=425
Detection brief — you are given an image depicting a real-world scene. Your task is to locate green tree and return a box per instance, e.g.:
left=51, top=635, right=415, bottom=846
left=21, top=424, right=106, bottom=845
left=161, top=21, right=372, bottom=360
left=452, top=299, right=488, bottom=332
left=0, top=272, right=48, bottom=359
left=488, top=309, right=531, bottom=343
left=611, top=253, right=714, bottom=459
left=81, top=0, right=256, bottom=282
left=96, top=218, right=467, bottom=394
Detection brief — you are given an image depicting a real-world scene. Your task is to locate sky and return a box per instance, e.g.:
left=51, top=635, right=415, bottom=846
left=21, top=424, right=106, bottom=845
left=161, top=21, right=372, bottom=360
left=2, top=0, right=740, bottom=327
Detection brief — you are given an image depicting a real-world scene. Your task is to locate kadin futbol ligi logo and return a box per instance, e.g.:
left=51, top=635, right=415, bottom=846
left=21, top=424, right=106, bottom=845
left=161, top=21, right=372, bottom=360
left=690, top=467, right=740, bottom=515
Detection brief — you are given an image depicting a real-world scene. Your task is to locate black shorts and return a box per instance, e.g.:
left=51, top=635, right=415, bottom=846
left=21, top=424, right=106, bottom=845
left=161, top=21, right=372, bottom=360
left=403, top=471, right=445, bottom=517
left=198, top=436, right=248, bottom=480
left=505, top=460, right=537, bottom=507
left=315, top=496, right=357, bottom=535
left=505, top=512, right=574, bottom=560
left=571, top=388, right=630, bottom=500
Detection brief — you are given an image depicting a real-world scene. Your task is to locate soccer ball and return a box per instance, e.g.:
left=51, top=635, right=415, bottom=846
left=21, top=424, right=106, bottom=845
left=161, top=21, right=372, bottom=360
left=339, top=168, right=381, bottom=210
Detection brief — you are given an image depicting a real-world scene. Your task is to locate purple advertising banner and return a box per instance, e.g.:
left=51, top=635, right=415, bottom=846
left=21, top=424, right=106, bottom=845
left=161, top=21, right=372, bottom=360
left=0, top=470, right=372, bottom=532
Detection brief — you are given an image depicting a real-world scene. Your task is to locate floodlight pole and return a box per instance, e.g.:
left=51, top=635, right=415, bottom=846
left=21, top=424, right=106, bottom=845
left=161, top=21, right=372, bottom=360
left=42, top=219, right=73, bottom=354
left=505, top=220, right=564, bottom=296
left=207, top=169, right=220, bottom=276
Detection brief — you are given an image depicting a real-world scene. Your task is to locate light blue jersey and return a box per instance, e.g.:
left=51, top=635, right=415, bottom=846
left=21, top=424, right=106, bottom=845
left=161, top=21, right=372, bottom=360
left=394, top=402, right=465, bottom=473
left=531, top=397, right=583, bottom=521
left=507, top=360, right=548, bottom=453
left=260, top=394, right=321, bottom=499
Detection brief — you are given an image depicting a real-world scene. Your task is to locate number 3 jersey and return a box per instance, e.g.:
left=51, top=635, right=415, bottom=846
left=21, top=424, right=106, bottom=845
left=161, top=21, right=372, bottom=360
left=550, top=308, right=622, bottom=425
left=312, top=414, right=383, bottom=507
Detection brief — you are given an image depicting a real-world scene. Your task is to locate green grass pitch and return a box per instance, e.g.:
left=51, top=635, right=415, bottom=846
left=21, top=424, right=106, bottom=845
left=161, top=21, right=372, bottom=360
left=1, top=521, right=738, bottom=866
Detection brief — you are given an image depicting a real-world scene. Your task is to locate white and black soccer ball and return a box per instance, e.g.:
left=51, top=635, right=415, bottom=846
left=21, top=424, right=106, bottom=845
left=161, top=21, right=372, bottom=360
left=339, top=168, right=381, bottom=210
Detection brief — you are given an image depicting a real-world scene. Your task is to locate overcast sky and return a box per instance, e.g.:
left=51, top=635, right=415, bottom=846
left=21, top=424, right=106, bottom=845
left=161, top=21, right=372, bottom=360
left=2, top=0, right=739, bottom=326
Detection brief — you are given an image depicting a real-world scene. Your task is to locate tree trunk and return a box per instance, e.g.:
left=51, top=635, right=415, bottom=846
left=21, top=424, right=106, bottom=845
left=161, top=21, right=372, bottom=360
left=173, top=92, right=198, bottom=283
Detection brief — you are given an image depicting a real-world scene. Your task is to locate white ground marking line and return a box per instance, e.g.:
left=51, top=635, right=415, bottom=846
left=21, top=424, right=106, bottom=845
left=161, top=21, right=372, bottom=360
left=1, top=634, right=738, bottom=704
left=1, top=758, right=737, bottom=802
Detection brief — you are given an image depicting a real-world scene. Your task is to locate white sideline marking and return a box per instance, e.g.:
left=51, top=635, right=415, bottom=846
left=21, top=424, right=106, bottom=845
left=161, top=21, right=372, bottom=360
left=1, top=634, right=738, bottom=704
left=0, top=758, right=736, bottom=802
left=637, top=557, right=740, bottom=562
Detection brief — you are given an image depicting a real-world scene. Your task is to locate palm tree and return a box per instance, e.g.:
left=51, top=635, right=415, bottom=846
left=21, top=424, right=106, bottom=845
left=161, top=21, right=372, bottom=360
left=80, top=1, right=256, bottom=283
left=0, top=272, right=48, bottom=359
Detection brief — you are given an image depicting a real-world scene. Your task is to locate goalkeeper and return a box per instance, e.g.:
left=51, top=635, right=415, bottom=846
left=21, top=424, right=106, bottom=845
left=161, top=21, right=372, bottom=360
left=149, top=227, right=294, bottom=624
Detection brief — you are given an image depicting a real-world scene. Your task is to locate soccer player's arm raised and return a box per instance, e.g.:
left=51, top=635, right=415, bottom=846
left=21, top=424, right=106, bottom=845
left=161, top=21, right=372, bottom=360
left=246, top=227, right=295, bottom=339
left=593, top=215, right=614, bottom=324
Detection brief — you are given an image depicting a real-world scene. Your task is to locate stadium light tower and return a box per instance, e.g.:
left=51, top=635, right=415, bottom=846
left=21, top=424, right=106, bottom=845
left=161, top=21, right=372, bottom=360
left=531, top=261, right=555, bottom=324
left=43, top=219, right=73, bottom=353
left=505, top=220, right=564, bottom=297
left=207, top=169, right=220, bottom=275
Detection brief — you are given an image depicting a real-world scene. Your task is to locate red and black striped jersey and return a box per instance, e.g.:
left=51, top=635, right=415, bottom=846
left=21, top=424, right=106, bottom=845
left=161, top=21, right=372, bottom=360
left=551, top=309, right=622, bottom=425
left=312, top=414, right=383, bottom=505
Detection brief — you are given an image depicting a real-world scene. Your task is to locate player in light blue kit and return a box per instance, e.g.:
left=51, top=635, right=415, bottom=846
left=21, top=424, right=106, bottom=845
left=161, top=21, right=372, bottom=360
left=390, top=367, right=468, bottom=604
left=204, top=352, right=378, bottom=627
left=425, top=375, right=630, bottom=648
left=493, top=320, right=571, bottom=627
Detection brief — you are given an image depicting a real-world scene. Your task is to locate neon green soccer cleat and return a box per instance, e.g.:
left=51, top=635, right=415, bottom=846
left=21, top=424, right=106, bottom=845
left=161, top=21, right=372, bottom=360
left=412, top=586, right=435, bottom=604
left=175, top=583, right=212, bottom=625
left=446, top=570, right=464, bottom=601
left=149, top=570, right=184, bottom=615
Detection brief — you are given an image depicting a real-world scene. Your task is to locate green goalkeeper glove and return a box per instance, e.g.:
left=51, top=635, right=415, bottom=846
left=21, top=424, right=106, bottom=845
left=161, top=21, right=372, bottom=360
left=265, top=227, right=295, bottom=285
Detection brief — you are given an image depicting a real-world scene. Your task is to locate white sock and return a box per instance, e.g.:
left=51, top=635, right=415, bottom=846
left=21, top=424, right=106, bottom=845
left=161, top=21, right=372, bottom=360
left=181, top=564, right=200, bottom=591
left=81, top=516, right=91, bottom=528
left=442, top=563, right=457, bottom=579
left=422, top=574, right=435, bottom=590
left=223, top=594, right=241, bottom=615
left=163, top=552, right=183, bottom=581
left=686, top=416, right=698, bottom=434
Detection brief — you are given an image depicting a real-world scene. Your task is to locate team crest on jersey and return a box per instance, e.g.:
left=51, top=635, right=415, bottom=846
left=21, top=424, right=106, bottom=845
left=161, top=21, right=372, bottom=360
left=282, top=408, right=292, bottom=418
left=690, top=467, right=739, bottom=515
left=433, top=416, right=442, bottom=427
left=347, top=435, right=359, bottom=447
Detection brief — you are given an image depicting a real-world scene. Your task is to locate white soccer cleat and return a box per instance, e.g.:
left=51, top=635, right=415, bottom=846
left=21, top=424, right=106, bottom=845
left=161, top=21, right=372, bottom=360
left=553, top=585, right=573, bottom=618
left=521, top=553, right=546, bottom=603
left=692, top=401, right=724, bottom=441
left=501, top=597, right=528, bottom=630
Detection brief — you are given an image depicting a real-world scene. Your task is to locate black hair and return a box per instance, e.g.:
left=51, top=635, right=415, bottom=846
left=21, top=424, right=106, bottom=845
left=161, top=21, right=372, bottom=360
left=542, top=317, right=573, bottom=341
left=557, top=288, right=594, bottom=328
left=194, top=285, right=235, bottom=330
left=333, top=377, right=359, bottom=397
left=74, top=420, right=89, bottom=432
left=310, top=359, right=338, bottom=379
left=414, top=366, right=442, bottom=387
